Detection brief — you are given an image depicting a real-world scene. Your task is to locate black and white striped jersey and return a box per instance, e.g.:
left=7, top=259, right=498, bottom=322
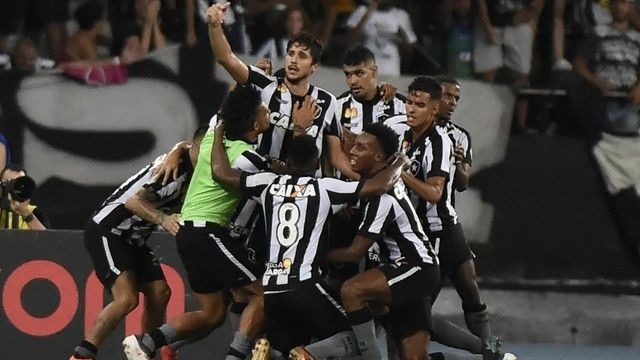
left=359, top=181, right=437, bottom=266
left=246, top=65, right=341, bottom=171
left=438, top=121, right=472, bottom=209
left=400, top=125, right=454, bottom=232
left=337, top=91, right=406, bottom=134
left=240, top=171, right=362, bottom=292
left=91, top=152, right=193, bottom=245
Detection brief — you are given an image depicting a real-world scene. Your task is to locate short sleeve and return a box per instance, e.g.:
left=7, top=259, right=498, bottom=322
left=323, top=96, right=342, bottom=137
left=240, top=171, right=279, bottom=200
left=426, top=134, right=452, bottom=178
left=247, top=64, right=276, bottom=89
left=233, top=150, right=269, bottom=173
left=320, top=178, right=363, bottom=205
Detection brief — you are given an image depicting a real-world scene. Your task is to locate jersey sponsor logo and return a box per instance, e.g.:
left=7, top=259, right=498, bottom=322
left=376, top=104, right=390, bottom=112
left=269, top=183, right=317, bottom=197
left=269, top=112, right=293, bottom=130
left=344, top=107, right=358, bottom=119
left=265, top=257, right=292, bottom=276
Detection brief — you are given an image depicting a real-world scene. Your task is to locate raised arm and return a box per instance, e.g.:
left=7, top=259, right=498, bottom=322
left=359, top=154, right=409, bottom=197
left=328, top=235, right=374, bottom=263
left=207, top=2, right=249, bottom=84
left=210, top=121, right=242, bottom=188
left=152, top=141, right=191, bottom=185
left=125, top=188, right=180, bottom=235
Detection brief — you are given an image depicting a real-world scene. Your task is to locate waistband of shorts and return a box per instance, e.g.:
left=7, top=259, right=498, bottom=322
left=179, top=220, right=224, bottom=228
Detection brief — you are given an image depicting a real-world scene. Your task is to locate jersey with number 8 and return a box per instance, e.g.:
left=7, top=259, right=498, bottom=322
left=240, top=171, right=362, bottom=292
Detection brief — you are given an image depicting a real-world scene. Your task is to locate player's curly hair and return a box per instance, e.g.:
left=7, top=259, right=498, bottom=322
left=363, top=123, right=399, bottom=160
left=286, top=32, right=323, bottom=64
left=408, top=76, right=442, bottom=100
left=287, top=135, right=319, bottom=173
left=219, top=85, right=262, bottom=141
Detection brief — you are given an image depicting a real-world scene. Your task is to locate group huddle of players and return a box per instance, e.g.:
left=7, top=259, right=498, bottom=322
left=69, top=3, right=516, bottom=360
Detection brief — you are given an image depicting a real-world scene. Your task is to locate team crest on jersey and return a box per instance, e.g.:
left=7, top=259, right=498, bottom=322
left=265, top=258, right=292, bottom=276
left=269, top=183, right=317, bottom=197
left=344, top=107, right=358, bottom=118
left=410, top=159, right=421, bottom=176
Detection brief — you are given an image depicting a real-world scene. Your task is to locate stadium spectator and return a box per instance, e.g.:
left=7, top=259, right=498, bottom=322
left=65, top=0, right=109, bottom=62
left=572, top=0, right=640, bottom=263
left=70, top=129, right=206, bottom=360
left=346, top=0, right=417, bottom=76
left=109, top=0, right=167, bottom=63
left=0, top=0, right=69, bottom=63
left=442, top=0, right=474, bottom=77
left=475, top=0, right=544, bottom=133
left=0, top=164, right=49, bottom=230
left=244, top=0, right=300, bottom=53
left=7, top=38, right=55, bottom=74
left=253, top=5, right=305, bottom=59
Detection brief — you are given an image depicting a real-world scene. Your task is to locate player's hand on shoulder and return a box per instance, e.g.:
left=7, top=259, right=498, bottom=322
left=379, top=82, right=398, bottom=102
left=255, top=58, right=273, bottom=75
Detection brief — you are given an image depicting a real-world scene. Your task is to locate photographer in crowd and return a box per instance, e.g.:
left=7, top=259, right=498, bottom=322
left=0, top=164, right=48, bottom=230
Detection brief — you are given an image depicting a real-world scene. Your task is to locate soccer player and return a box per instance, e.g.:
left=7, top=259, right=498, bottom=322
left=428, top=76, right=515, bottom=360
left=210, top=122, right=408, bottom=359
left=207, top=2, right=357, bottom=179
left=321, top=122, right=440, bottom=360
left=70, top=126, right=206, bottom=360
left=122, top=85, right=271, bottom=360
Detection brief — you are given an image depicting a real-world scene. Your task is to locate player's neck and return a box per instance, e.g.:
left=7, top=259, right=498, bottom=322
left=362, top=162, right=386, bottom=178
left=410, top=121, right=433, bottom=142
left=284, top=77, right=310, bottom=96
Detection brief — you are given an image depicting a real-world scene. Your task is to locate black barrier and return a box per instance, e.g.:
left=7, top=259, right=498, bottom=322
left=0, top=230, right=232, bottom=360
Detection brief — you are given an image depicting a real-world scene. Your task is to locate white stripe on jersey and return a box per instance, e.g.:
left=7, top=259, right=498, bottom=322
left=388, top=266, right=421, bottom=286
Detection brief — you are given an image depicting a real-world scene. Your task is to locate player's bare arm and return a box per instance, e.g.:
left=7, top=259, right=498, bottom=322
left=328, top=235, right=375, bottom=264
left=401, top=172, right=446, bottom=203
left=359, top=153, right=409, bottom=196
left=207, top=2, right=250, bottom=84
left=210, top=121, right=242, bottom=188
left=125, top=188, right=180, bottom=235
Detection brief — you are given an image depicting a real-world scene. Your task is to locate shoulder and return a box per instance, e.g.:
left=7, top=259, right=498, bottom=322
left=337, top=90, right=352, bottom=100
left=594, top=24, right=610, bottom=38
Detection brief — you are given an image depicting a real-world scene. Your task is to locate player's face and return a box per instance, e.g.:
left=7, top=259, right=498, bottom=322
left=343, top=61, right=377, bottom=101
left=285, top=43, right=316, bottom=83
left=253, top=103, right=271, bottom=134
left=438, top=82, right=461, bottom=120
left=611, top=0, right=633, bottom=21
left=405, top=90, right=439, bottom=129
left=349, top=132, right=384, bottom=174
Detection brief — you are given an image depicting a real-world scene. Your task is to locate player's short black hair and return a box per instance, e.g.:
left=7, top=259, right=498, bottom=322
left=342, top=46, right=376, bottom=66
left=75, top=0, right=104, bottom=30
left=434, top=75, right=460, bottom=86
left=287, top=135, right=319, bottom=173
left=363, top=123, right=399, bottom=160
left=286, top=32, right=323, bottom=64
left=219, top=85, right=262, bottom=141
left=408, top=76, right=442, bottom=100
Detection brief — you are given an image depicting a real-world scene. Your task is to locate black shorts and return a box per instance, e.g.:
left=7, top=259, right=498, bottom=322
left=427, top=223, right=474, bottom=276
left=244, top=213, right=267, bottom=274
left=176, top=221, right=261, bottom=294
left=379, top=262, right=439, bottom=340
left=264, top=281, right=351, bottom=355
left=84, top=219, right=165, bottom=289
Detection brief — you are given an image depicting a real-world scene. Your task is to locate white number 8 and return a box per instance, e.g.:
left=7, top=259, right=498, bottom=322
left=276, top=203, right=300, bottom=247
